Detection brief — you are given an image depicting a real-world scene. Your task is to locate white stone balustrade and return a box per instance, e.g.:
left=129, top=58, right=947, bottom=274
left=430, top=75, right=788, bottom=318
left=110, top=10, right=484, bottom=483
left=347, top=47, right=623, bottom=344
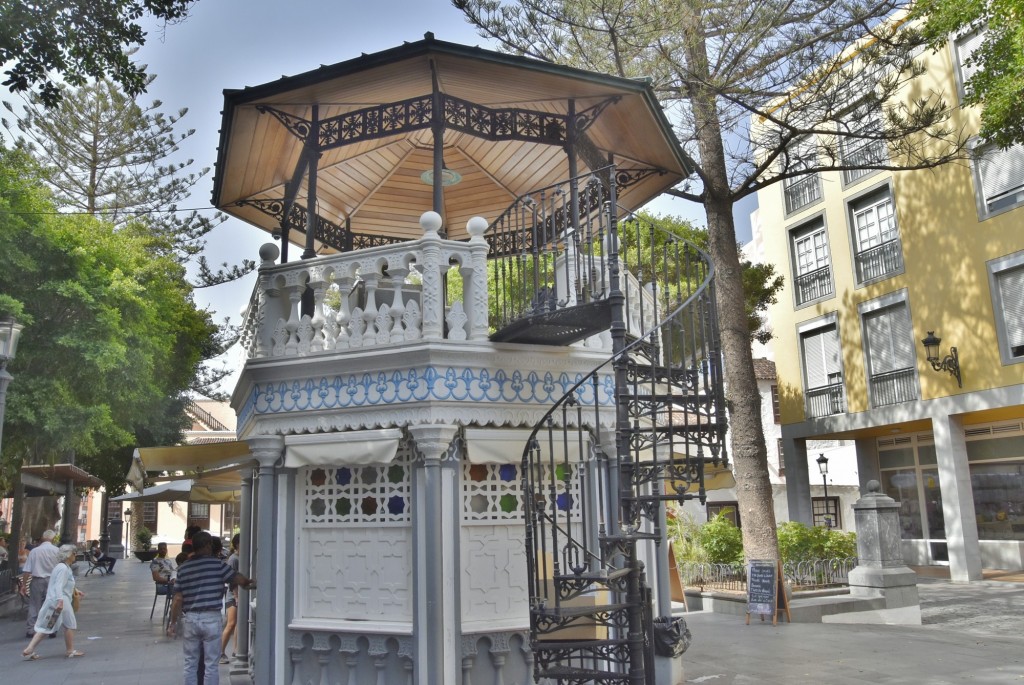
left=239, top=212, right=491, bottom=359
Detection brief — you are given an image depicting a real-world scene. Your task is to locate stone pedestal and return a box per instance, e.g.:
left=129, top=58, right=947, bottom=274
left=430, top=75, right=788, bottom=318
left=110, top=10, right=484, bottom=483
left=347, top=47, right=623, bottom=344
left=840, top=480, right=921, bottom=624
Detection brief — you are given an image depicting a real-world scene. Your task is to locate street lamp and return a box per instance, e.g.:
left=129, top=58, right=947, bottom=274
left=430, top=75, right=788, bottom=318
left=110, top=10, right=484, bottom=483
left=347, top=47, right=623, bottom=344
left=0, top=316, right=25, bottom=456
left=816, top=453, right=832, bottom=529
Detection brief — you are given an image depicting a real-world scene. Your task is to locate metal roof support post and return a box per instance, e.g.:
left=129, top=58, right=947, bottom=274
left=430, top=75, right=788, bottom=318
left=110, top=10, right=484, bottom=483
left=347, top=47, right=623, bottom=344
left=430, top=61, right=446, bottom=234
left=302, top=105, right=320, bottom=261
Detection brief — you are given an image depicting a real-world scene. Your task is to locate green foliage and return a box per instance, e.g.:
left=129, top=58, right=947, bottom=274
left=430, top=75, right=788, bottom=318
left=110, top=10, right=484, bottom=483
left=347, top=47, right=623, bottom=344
left=0, top=145, right=215, bottom=495
left=135, top=525, right=153, bottom=551
left=637, top=212, right=783, bottom=344
left=4, top=78, right=252, bottom=398
left=698, top=511, right=745, bottom=565
left=915, top=0, right=1024, bottom=148
left=776, top=521, right=857, bottom=564
left=0, top=1, right=195, bottom=108
left=671, top=512, right=856, bottom=567
left=668, top=507, right=744, bottom=565
left=666, top=508, right=708, bottom=563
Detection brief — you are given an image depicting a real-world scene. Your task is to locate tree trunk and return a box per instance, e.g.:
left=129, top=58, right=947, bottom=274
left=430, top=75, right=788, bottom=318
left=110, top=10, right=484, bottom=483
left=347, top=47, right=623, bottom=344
left=684, top=7, right=779, bottom=561
left=9, top=474, right=24, bottom=559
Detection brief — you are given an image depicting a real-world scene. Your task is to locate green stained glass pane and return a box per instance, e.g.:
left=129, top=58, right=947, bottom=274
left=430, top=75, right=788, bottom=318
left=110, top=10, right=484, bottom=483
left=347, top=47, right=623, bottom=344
left=335, top=498, right=351, bottom=516
left=388, top=464, right=405, bottom=483
left=555, top=463, right=572, bottom=481
left=500, top=494, right=518, bottom=513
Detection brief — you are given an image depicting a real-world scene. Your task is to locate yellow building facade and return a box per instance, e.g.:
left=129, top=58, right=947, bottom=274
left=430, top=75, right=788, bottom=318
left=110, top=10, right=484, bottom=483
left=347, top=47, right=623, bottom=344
left=753, top=30, right=1024, bottom=581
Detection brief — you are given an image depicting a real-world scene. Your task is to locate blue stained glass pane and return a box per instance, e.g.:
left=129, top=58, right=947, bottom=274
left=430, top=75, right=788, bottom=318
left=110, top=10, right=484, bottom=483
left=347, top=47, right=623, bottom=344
left=387, top=495, right=406, bottom=515
left=556, top=493, right=573, bottom=511
left=499, top=464, right=517, bottom=482
left=336, top=468, right=351, bottom=485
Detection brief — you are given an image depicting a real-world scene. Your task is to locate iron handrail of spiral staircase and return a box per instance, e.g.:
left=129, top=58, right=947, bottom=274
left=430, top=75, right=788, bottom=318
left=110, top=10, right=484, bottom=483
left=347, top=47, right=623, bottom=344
left=517, top=204, right=723, bottom=609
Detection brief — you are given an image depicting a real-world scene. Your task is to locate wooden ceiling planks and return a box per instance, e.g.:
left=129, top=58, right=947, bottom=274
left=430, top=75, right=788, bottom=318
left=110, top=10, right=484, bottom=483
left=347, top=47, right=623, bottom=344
left=214, top=38, right=689, bottom=250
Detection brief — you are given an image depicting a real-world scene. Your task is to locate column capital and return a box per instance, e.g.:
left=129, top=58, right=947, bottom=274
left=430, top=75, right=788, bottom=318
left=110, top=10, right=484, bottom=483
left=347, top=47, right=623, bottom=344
left=246, top=434, right=285, bottom=467
left=408, top=424, right=459, bottom=462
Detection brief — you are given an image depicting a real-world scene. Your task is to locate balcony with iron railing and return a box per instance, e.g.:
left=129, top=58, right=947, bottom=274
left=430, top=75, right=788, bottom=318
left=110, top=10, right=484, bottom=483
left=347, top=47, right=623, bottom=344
left=855, top=238, right=903, bottom=283
left=783, top=174, right=822, bottom=214
left=870, top=367, right=917, bottom=407
left=794, top=265, right=833, bottom=306
left=806, top=381, right=846, bottom=418
left=842, top=139, right=887, bottom=184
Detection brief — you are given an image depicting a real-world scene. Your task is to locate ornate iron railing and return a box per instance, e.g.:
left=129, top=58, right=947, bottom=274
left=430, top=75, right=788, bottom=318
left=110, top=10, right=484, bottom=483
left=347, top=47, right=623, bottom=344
left=783, top=174, right=822, bottom=214
left=794, top=265, right=832, bottom=305
left=855, top=238, right=903, bottom=283
left=513, top=169, right=726, bottom=684
left=870, top=367, right=917, bottom=407
left=806, top=382, right=846, bottom=418
left=676, top=558, right=857, bottom=593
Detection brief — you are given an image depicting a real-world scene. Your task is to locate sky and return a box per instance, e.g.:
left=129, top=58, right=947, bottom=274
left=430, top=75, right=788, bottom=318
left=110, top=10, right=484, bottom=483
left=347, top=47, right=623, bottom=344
left=126, top=0, right=755, bottom=394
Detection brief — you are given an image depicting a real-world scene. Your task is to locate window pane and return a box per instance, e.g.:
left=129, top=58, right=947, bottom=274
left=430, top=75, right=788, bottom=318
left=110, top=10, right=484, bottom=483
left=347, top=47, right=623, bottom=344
left=884, top=469, right=923, bottom=539
left=997, top=265, right=1024, bottom=354
left=922, top=469, right=945, bottom=539
left=971, top=463, right=1024, bottom=541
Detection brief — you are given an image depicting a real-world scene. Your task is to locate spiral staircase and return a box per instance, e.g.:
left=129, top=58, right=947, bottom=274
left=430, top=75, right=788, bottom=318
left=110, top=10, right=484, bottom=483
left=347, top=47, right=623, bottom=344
left=487, top=167, right=728, bottom=684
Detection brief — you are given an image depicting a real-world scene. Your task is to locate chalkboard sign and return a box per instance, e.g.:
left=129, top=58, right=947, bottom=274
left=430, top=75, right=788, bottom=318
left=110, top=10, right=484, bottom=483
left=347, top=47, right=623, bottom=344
left=746, top=559, right=790, bottom=625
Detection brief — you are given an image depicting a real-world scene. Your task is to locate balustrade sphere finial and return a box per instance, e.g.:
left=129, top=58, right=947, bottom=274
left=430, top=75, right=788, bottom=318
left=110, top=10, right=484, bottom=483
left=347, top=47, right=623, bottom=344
left=259, top=243, right=280, bottom=266
left=466, top=216, right=488, bottom=239
left=420, top=211, right=443, bottom=236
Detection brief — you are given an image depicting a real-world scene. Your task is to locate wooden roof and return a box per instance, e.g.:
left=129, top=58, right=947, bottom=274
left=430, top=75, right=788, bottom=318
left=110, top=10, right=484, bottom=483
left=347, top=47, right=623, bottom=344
left=212, top=34, right=691, bottom=251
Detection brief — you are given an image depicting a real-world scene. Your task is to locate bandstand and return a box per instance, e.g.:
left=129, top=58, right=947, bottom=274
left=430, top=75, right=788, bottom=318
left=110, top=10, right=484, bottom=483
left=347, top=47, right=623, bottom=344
left=212, top=34, right=727, bottom=685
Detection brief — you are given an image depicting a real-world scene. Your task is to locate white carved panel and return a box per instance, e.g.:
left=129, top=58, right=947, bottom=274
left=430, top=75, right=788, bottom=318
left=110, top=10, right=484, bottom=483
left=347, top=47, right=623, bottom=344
left=460, top=524, right=529, bottom=625
left=302, top=526, right=412, bottom=621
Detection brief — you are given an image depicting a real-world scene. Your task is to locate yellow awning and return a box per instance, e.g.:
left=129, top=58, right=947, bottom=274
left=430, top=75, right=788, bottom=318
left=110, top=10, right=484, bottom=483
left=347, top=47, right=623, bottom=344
left=128, top=441, right=252, bottom=490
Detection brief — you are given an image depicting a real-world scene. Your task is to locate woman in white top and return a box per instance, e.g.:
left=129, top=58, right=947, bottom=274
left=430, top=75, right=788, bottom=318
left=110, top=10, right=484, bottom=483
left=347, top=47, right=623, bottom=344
left=22, top=544, right=85, bottom=659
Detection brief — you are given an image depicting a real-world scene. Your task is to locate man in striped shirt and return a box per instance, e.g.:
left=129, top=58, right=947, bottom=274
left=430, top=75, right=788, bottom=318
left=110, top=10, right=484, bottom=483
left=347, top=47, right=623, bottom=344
left=168, top=531, right=255, bottom=685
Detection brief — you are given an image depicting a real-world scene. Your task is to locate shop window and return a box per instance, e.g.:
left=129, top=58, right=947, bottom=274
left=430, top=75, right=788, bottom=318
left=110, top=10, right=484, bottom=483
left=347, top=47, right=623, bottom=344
left=970, top=463, right=1024, bottom=541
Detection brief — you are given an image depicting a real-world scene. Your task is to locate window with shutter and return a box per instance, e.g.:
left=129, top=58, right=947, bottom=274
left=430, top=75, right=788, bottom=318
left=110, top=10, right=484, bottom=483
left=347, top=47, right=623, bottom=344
left=954, top=29, right=986, bottom=95
left=863, top=303, right=917, bottom=406
left=801, top=323, right=845, bottom=416
left=996, top=265, right=1024, bottom=359
left=974, top=143, right=1024, bottom=216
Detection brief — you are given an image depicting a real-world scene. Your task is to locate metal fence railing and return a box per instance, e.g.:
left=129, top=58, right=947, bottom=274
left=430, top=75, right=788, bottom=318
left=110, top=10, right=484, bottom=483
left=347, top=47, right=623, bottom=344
left=676, top=558, right=858, bottom=593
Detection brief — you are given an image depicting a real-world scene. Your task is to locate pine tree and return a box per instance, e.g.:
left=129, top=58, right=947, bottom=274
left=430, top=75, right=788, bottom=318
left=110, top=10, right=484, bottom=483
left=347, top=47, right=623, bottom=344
left=455, top=0, right=968, bottom=560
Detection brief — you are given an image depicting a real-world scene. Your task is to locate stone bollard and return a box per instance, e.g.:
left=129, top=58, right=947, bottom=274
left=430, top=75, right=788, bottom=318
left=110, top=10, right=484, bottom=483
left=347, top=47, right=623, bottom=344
left=846, top=479, right=922, bottom=624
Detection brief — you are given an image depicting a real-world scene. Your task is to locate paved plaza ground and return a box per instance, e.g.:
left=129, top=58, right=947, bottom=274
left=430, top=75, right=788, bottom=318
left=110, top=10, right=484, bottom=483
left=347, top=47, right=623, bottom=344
left=1, top=556, right=1023, bottom=684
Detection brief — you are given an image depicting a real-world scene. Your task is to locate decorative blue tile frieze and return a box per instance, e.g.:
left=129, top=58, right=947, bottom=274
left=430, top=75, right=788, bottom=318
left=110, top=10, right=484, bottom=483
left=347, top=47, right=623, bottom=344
left=238, top=366, right=615, bottom=423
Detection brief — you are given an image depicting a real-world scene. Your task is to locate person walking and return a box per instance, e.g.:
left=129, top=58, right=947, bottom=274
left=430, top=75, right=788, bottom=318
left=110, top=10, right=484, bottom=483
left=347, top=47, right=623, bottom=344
left=20, top=530, right=64, bottom=638
left=168, top=531, right=255, bottom=685
left=21, top=544, right=85, bottom=660
left=219, top=534, right=241, bottom=664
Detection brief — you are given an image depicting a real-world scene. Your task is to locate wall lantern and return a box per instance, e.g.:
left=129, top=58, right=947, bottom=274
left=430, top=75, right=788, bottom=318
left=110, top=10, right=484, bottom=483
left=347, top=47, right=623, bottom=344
left=921, top=331, right=962, bottom=388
